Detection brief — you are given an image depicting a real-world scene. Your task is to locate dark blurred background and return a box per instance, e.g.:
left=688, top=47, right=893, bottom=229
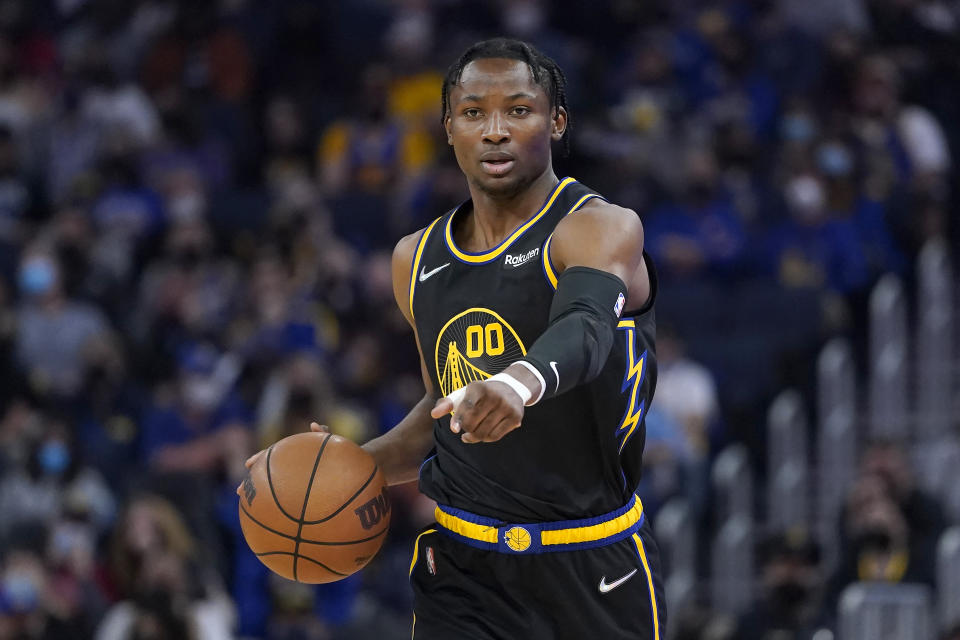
left=0, top=0, right=957, bottom=639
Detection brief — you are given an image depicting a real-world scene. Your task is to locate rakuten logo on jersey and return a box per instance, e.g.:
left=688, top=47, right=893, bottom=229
left=504, top=248, right=540, bottom=268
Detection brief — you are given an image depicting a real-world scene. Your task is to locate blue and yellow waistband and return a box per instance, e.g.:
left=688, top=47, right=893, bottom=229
left=434, top=495, right=644, bottom=554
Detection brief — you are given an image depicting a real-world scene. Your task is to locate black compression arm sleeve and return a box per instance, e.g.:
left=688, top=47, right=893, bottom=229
left=520, top=266, right=627, bottom=401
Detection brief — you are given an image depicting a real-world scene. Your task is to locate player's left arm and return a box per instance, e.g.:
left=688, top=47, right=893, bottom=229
left=432, top=201, right=645, bottom=443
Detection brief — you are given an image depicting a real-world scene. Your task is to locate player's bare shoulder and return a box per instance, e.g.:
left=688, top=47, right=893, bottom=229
left=551, top=199, right=644, bottom=269
left=392, top=229, right=423, bottom=273
left=560, top=198, right=643, bottom=242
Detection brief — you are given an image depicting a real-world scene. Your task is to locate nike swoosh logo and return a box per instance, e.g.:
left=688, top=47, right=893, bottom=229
left=598, top=569, right=638, bottom=594
left=549, top=361, right=560, bottom=392
left=419, top=263, right=450, bottom=282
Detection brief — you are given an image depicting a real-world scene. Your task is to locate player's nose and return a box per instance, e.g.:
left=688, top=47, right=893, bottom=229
left=482, top=111, right=510, bottom=144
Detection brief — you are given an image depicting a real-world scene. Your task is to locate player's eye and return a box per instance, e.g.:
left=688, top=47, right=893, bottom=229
left=510, top=106, right=531, bottom=116
left=463, top=108, right=481, bottom=118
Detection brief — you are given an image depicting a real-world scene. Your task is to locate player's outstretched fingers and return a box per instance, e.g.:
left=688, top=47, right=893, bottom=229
left=433, top=385, right=468, bottom=431
left=310, top=422, right=331, bottom=433
left=453, top=394, right=486, bottom=436
left=244, top=450, right=264, bottom=470
left=488, top=416, right=521, bottom=442
left=463, top=409, right=503, bottom=443
left=431, top=397, right=454, bottom=421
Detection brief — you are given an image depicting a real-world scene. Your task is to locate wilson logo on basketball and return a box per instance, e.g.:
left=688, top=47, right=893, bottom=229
left=354, top=487, right=391, bottom=530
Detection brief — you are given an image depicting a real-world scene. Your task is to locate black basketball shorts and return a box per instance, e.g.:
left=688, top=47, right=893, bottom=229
left=408, top=496, right=666, bottom=639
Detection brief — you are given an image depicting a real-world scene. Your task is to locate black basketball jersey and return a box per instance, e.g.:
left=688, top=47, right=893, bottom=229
left=409, top=177, right=658, bottom=522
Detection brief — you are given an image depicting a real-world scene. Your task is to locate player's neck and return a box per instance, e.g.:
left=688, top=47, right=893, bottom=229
left=464, top=169, right=559, bottom=251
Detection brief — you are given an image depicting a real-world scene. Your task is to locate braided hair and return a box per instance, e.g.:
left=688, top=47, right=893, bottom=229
left=440, top=38, right=571, bottom=157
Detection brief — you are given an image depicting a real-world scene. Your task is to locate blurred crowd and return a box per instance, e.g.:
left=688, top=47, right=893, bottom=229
left=672, top=440, right=953, bottom=640
left=0, top=0, right=956, bottom=639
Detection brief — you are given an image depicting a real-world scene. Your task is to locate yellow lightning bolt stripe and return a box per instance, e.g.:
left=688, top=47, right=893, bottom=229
left=617, top=320, right=647, bottom=453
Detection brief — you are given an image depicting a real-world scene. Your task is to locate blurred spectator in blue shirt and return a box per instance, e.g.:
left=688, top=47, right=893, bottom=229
left=140, top=342, right=250, bottom=480
left=318, top=65, right=433, bottom=252
left=675, top=9, right=779, bottom=139
left=644, top=147, right=747, bottom=281
left=75, top=333, right=145, bottom=487
left=763, top=173, right=869, bottom=294
left=88, top=140, right=166, bottom=292
left=815, top=138, right=907, bottom=278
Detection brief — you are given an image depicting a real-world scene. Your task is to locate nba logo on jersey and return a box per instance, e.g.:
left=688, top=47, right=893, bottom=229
left=426, top=547, right=437, bottom=576
left=614, top=292, right=625, bottom=317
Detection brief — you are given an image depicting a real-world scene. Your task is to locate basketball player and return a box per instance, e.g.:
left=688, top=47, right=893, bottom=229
left=251, top=37, right=665, bottom=639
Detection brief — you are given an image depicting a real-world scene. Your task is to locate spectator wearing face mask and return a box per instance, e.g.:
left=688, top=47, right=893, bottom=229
left=644, top=147, right=748, bottom=282
left=43, top=507, right=110, bottom=639
left=814, top=138, right=906, bottom=279
left=254, top=349, right=331, bottom=447
left=14, top=251, right=111, bottom=400
left=737, top=530, right=827, bottom=640
left=858, top=441, right=947, bottom=577
left=763, top=173, right=870, bottom=295
left=139, top=342, right=250, bottom=480
left=0, top=549, right=50, bottom=640
left=0, top=419, right=116, bottom=543
left=132, top=211, right=241, bottom=351
left=820, top=470, right=937, bottom=630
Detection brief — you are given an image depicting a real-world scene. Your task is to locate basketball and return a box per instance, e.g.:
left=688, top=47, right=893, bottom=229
left=238, top=432, right=391, bottom=583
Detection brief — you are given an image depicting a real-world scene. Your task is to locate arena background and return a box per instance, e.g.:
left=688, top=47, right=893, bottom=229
left=0, top=1, right=957, bottom=639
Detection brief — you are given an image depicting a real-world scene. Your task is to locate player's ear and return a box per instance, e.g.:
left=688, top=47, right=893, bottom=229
left=551, top=106, right=567, bottom=141
left=444, top=114, right=453, bottom=145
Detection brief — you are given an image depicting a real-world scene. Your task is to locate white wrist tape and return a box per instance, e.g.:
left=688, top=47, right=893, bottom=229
left=488, top=372, right=533, bottom=406
left=446, top=386, right=467, bottom=412
left=444, top=370, right=537, bottom=413
left=511, top=360, right=546, bottom=405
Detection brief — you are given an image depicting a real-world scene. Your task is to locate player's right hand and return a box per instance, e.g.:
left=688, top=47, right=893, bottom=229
left=239, top=423, right=331, bottom=495
left=430, top=380, right=524, bottom=444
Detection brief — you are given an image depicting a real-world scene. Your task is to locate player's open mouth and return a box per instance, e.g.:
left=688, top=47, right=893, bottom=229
left=481, top=159, right=515, bottom=176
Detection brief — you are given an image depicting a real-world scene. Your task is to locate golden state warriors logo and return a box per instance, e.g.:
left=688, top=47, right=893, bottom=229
left=434, top=308, right=526, bottom=397
left=504, top=526, right=532, bottom=552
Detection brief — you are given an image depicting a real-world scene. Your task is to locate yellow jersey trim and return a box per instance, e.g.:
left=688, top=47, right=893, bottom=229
left=632, top=532, right=661, bottom=640
left=541, top=192, right=605, bottom=289
left=408, top=217, right=443, bottom=319
left=408, top=528, right=437, bottom=577
left=543, top=233, right=559, bottom=288
left=444, top=177, right=576, bottom=264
